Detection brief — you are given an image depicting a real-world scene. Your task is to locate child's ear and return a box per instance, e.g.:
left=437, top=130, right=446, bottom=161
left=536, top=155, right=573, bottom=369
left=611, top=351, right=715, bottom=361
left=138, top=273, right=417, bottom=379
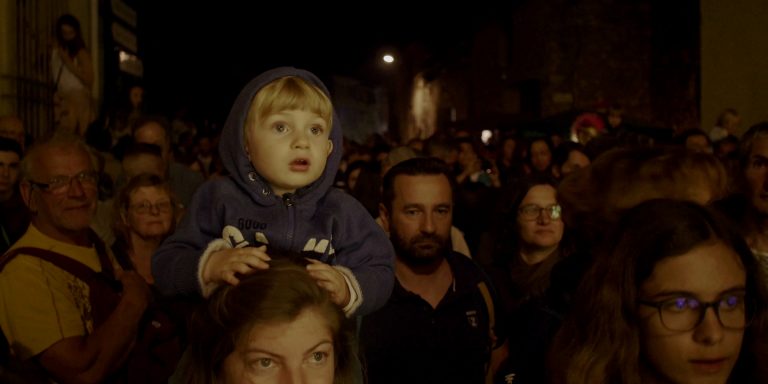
left=326, top=139, right=333, bottom=156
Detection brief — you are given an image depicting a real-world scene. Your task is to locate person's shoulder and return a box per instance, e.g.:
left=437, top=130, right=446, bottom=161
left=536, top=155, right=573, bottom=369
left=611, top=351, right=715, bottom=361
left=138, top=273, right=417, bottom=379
left=317, top=187, right=370, bottom=213
left=448, top=251, right=490, bottom=283
left=170, top=162, right=205, bottom=183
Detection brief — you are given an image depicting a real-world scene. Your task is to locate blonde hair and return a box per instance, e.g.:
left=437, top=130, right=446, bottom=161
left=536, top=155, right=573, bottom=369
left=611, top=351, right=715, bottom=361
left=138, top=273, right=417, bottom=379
left=245, top=76, right=333, bottom=139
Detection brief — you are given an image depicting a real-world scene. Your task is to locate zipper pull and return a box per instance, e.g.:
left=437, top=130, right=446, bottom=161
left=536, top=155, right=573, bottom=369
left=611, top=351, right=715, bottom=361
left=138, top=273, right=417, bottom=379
left=283, top=193, right=295, bottom=207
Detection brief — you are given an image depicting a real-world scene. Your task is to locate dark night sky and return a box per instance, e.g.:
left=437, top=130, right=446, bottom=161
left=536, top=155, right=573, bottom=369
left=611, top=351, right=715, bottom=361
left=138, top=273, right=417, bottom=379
left=138, top=3, right=506, bottom=123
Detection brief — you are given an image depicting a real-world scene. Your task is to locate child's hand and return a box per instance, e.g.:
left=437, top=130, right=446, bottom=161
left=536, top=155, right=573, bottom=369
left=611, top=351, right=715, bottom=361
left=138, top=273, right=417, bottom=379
left=203, top=245, right=270, bottom=286
left=306, top=259, right=351, bottom=307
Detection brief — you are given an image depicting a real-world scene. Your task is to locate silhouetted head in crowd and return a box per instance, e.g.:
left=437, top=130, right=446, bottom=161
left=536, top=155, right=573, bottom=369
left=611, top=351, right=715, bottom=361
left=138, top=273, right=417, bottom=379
left=0, top=137, right=22, bottom=202
left=558, top=146, right=728, bottom=250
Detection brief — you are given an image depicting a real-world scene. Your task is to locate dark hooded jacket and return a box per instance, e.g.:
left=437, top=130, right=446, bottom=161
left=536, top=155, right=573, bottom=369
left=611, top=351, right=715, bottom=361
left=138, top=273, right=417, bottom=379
left=151, top=67, right=395, bottom=315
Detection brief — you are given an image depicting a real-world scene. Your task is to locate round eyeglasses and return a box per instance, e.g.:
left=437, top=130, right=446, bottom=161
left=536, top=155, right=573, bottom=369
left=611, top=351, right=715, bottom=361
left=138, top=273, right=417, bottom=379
left=518, top=204, right=562, bottom=221
left=129, top=200, right=173, bottom=215
left=638, top=293, right=751, bottom=332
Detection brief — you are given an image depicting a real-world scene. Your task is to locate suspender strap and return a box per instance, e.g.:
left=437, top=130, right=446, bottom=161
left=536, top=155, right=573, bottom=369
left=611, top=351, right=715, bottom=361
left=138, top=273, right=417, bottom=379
left=0, top=231, right=114, bottom=281
left=478, top=281, right=498, bottom=384
left=477, top=281, right=496, bottom=335
left=1, top=247, right=96, bottom=282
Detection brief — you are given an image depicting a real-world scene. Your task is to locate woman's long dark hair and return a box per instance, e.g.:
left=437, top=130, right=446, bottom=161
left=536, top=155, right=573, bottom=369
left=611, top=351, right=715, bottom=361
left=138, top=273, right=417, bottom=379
left=55, top=14, right=86, bottom=57
left=549, top=199, right=768, bottom=384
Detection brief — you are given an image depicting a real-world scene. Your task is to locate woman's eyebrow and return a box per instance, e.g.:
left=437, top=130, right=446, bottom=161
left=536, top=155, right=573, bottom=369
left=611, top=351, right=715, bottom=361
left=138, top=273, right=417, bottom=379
left=644, top=285, right=746, bottom=300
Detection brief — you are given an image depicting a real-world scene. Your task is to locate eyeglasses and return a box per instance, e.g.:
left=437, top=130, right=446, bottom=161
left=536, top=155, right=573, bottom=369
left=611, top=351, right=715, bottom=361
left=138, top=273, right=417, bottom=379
left=130, top=200, right=173, bottom=215
left=29, top=171, right=99, bottom=195
left=638, top=293, right=751, bottom=332
left=518, top=204, right=562, bottom=221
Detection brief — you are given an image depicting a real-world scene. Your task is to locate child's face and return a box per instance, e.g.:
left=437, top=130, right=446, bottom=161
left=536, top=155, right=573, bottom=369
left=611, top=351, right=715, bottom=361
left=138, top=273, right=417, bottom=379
left=246, top=109, right=332, bottom=196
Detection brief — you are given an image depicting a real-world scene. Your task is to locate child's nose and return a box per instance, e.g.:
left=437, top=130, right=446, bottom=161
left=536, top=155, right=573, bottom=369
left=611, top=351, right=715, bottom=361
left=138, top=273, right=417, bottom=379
left=292, top=131, right=310, bottom=149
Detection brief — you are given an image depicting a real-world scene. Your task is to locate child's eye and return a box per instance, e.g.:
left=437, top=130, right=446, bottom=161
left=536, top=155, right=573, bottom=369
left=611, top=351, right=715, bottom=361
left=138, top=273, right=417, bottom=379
left=273, top=123, right=288, bottom=133
left=310, top=126, right=324, bottom=135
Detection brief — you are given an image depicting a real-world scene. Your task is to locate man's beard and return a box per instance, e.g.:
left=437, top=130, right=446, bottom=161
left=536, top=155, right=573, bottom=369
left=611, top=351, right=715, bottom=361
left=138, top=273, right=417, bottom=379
left=390, top=229, right=451, bottom=268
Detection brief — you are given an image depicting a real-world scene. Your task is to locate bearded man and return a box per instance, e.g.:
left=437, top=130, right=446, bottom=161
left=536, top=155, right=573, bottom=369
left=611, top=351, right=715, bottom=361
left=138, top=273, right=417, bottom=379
left=359, top=157, right=507, bottom=384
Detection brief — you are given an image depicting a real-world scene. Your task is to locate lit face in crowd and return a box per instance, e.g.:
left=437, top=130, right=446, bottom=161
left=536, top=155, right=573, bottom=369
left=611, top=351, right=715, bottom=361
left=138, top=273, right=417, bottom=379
left=637, top=241, right=746, bottom=384
left=222, top=308, right=335, bottom=384
left=383, top=174, right=453, bottom=266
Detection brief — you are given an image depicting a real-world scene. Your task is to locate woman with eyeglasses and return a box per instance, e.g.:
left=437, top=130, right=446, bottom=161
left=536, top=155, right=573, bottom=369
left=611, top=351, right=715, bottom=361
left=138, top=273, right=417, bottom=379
left=484, top=174, right=570, bottom=383
left=549, top=199, right=768, bottom=384
left=112, top=173, right=177, bottom=284
left=487, top=174, right=566, bottom=312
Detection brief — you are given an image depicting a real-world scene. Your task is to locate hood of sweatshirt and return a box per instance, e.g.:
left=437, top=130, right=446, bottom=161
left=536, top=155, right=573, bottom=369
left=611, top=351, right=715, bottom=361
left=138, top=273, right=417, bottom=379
left=218, top=67, right=342, bottom=207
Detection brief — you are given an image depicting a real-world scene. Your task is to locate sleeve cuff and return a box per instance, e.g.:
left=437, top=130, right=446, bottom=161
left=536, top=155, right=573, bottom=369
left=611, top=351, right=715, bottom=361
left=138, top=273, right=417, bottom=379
left=333, top=265, right=363, bottom=317
left=197, top=238, right=232, bottom=297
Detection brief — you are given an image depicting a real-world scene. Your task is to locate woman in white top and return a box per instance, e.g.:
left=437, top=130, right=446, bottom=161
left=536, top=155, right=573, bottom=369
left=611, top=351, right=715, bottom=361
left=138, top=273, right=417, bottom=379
left=51, top=14, right=94, bottom=136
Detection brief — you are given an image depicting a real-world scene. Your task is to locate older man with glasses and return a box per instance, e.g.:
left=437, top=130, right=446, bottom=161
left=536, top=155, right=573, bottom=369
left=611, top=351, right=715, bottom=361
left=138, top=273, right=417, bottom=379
left=0, top=132, right=152, bottom=382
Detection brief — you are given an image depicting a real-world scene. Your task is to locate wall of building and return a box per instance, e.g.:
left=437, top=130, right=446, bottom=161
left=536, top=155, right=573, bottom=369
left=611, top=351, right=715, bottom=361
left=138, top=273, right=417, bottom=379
left=0, top=0, right=16, bottom=116
left=413, top=0, right=705, bottom=139
left=701, top=0, right=768, bottom=136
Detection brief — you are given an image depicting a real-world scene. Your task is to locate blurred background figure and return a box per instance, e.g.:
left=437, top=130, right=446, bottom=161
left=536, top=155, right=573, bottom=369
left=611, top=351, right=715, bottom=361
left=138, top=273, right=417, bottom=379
left=0, top=137, right=27, bottom=253
left=676, top=128, right=713, bottom=153
left=525, top=137, right=556, bottom=178
left=51, top=14, right=94, bottom=136
left=109, top=84, right=146, bottom=149
left=0, top=116, right=26, bottom=151
left=552, top=141, right=590, bottom=180
left=569, top=112, right=605, bottom=145
left=710, top=108, right=741, bottom=142
left=495, top=133, right=525, bottom=187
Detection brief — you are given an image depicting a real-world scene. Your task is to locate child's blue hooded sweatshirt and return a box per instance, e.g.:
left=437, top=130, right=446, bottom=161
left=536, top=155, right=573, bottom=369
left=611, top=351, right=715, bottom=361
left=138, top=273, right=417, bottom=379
left=152, top=67, right=395, bottom=316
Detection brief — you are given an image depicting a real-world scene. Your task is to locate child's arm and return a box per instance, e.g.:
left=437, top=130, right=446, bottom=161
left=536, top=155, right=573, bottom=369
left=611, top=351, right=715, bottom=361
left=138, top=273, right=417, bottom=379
left=331, top=192, right=396, bottom=316
left=305, top=258, right=352, bottom=308
left=152, top=182, right=230, bottom=297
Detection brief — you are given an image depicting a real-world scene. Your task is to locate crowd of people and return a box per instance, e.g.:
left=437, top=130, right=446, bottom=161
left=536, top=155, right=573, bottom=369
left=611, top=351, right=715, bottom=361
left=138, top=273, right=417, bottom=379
left=0, top=19, right=766, bottom=382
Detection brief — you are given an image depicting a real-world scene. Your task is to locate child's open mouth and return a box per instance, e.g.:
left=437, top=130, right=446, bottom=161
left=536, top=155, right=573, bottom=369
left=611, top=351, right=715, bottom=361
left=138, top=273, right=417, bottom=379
left=290, top=158, right=310, bottom=171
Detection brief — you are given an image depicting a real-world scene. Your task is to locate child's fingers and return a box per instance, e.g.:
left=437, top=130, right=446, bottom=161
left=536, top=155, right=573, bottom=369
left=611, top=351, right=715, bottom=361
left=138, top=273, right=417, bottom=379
left=240, top=247, right=271, bottom=262
left=307, top=266, right=336, bottom=283
left=305, top=258, right=323, bottom=266
left=222, top=271, right=241, bottom=286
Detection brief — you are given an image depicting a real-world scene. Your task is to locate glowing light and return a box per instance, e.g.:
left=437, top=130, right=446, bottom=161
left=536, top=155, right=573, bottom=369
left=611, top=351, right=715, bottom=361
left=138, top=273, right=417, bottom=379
left=382, top=54, right=395, bottom=64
